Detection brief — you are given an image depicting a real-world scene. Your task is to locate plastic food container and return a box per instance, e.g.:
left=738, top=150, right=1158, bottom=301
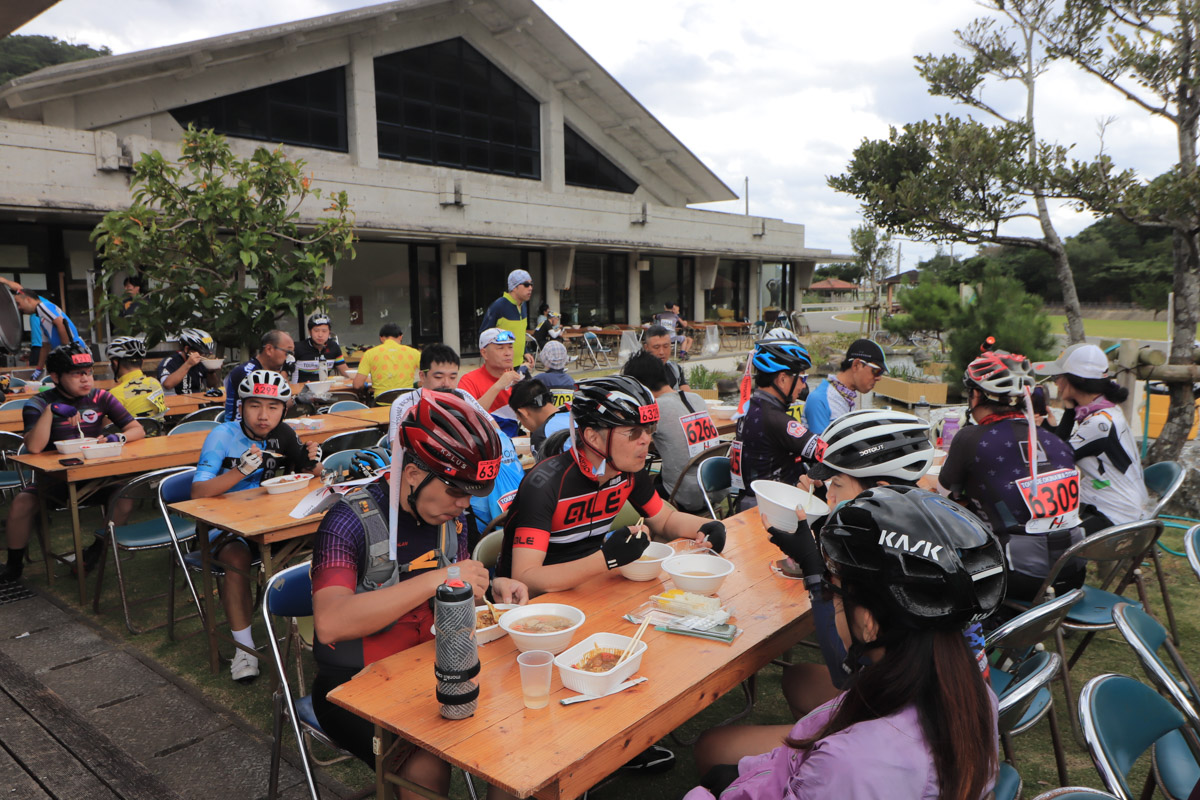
left=663, top=553, right=734, bottom=594
left=79, top=441, right=124, bottom=460
left=617, top=541, right=673, bottom=582
left=555, top=632, right=647, bottom=696
left=707, top=404, right=737, bottom=420
left=201, top=358, right=224, bottom=371
left=511, top=437, right=532, bottom=455
left=305, top=380, right=334, bottom=394
left=433, top=603, right=518, bottom=644
left=751, top=480, right=829, bottom=533
left=261, top=474, right=313, bottom=494
left=54, top=437, right=97, bottom=454
left=284, top=418, right=322, bottom=431
left=498, top=603, right=586, bottom=654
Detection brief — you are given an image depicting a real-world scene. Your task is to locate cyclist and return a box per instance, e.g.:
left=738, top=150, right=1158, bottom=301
left=224, top=329, right=294, bottom=419
left=940, top=349, right=1084, bottom=603
left=293, top=313, right=350, bottom=382
left=731, top=340, right=824, bottom=511
left=1033, top=343, right=1149, bottom=532
left=192, top=370, right=323, bottom=682
left=106, top=336, right=167, bottom=423
left=690, top=486, right=1002, bottom=800
left=802, top=339, right=887, bottom=435
left=643, top=324, right=690, bottom=390
left=0, top=278, right=87, bottom=378
left=508, top=378, right=570, bottom=462
left=157, top=328, right=222, bottom=395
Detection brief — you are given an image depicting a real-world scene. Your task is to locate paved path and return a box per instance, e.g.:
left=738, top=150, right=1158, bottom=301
left=0, top=588, right=355, bottom=800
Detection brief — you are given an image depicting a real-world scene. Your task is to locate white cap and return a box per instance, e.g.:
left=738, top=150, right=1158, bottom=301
left=1032, top=343, right=1110, bottom=379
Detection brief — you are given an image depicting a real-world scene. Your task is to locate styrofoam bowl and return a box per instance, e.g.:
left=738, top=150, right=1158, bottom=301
left=663, top=553, right=734, bottom=594
left=751, top=479, right=829, bottom=533
left=555, top=632, right=647, bottom=696
left=498, top=603, right=585, bottom=654
left=617, top=541, right=673, bottom=582
left=79, top=441, right=123, bottom=460
left=54, top=437, right=97, bottom=454
left=708, top=404, right=737, bottom=420
left=305, top=380, right=334, bottom=394
left=201, top=358, right=224, bottom=371
left=511, top=436, right=531, bottom=456
left=432, top=603, right=518, bottom=644
left=261, top=474, right=313, bottom=494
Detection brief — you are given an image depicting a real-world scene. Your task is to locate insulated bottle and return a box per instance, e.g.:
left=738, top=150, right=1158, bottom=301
left=434, top=566, right=479, bottom=719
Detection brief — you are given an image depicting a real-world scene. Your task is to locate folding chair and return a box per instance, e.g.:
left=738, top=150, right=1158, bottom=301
left=698, top=456, right=731, bottom=520
left=995, top=651, right=1064, bottom=789
left=1113, top=603, right=1200, bottom=730
left=327, top=390, right=361, bottom=404
left=320, top=429, right=382, bottom=457
left=0, top=397, right=28, bottom=410
left=169, top=419, right=220, bottom=436
left=1078, top=673, right=1200, bottom=800
left=667, top=441, right=731, bottom=515
left=0, top=430, right=25, bottom=499
left=1136, top=461, right=1185, bottom=644
left=158, top=468, right=206, bottom=626
left=325, top=400, right=367, bottom=413
left=994, top=762, right=1022, bottom=800
left=319, top=450, right=357, bottom=482
left=987, top=588, right=1082, bottom=782
left=175, top=405, right=225, bottom=425
left=1028, top=789, right=1120, bottom=800
left=373, top=388, right=413, bottom=407
left=92, top=467, right=201, bottom=637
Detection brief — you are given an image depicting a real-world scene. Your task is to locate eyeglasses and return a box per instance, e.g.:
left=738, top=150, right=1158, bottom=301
left=623, top=423, right=657, bottom=440
left=856, top=360, right=884, bottom=377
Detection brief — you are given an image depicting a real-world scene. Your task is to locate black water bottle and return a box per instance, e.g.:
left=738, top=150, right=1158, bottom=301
left=434, top=566, right=479, bottom=719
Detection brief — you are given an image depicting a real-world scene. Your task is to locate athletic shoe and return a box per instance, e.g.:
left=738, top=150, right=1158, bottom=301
left=622, top=744, right=675, bottom=774
left=230, top=649, right=260, bottom=684
left=69, top=538, right=105, bottom=578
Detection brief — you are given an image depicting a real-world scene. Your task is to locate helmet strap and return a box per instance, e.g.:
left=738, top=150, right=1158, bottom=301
left=404, top=469, right=437, bottom=527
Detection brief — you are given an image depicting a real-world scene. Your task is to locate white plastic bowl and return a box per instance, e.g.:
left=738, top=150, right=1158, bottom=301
left=751, top=480, right=829, bottom=533
left=432, top=603, right=518, bottom=644
left=555, top=632, right=647, bottom=696
left=79, top=441, right=123, bottom=460
left=201, top=358, right=224, bottom=371
left=662, top=553, right=735, bottom=594
left=54, top=437, right=97, bottom=454
left=707, top=404, right=737, bottom=420
left=511, top=436, right=532, bottom=456
left=261, top=474, right=313, bottom=494
left=617, top=541, right=673, bottom=582
left=498, top=603, right=585, bottom=654
left=305, top=380, right=334, bottom=394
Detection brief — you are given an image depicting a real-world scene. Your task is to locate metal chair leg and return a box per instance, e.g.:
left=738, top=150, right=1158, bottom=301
left=1149, top=546, right=1181, bottom=645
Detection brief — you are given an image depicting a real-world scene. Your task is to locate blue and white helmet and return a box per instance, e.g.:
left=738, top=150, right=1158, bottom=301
left=752, top=340, right=811, bottom=374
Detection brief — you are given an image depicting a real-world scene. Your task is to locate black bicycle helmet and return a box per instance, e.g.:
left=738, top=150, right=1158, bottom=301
left=807, top=409, right=934, bottom=483
left=820, top=486, right=1006, bottom=629
left=46, top=343, right=94, bottom=375
left=571, top=376, right=659, bottom=430
left=178, top=328, right=215, bottom=355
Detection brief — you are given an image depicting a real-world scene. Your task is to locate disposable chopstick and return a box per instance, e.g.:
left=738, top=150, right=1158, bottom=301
left=617, top=615, right=652, bottom=666
left=484, top=596, right=501, bottom=624
left=635, top=516, right=644, bottom=539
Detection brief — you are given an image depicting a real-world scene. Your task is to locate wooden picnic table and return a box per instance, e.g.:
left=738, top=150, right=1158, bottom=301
left=12, top=414, right=372, bottom=606
left=327, top=405, right=390, bottom=427
left=170, top=485, right=327, bottom=672
left=327, top=509, right=812, bottom=800
left=0, top=391, right=226, bottom=433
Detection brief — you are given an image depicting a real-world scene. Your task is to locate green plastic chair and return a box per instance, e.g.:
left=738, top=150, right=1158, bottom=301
left=1078, top=673, right=1200, bottom=800
left=1112, top=603, right=1200, bottom=727
left=1028, top=789, right=1120, bottom=800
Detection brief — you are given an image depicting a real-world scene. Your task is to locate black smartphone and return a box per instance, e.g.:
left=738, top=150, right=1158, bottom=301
left=58, top=457, right=84, bottom=466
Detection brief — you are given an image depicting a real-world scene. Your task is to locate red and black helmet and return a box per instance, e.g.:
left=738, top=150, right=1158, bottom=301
left=963, top=350, right=1034, bottom=401
left=46, top=343, right=94, bottom=375
left=397, top=389, right=502, bottom=497
left=571, top=376, right=659, bottom=430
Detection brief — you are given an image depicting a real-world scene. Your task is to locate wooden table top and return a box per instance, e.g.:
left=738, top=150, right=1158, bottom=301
left=12, top=415, right=371, bottom=481
left=169, top=485, right=325, bottom=544
left=328, top=509, right=812, bottom=799
left=0, top=391, right=226, bottom=432
left=327, top=406, right=390, bottom=426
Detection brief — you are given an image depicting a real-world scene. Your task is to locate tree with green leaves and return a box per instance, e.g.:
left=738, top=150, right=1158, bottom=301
left=849, top=224, right=894, bottom=301
left=0, top=34, right=110, bottom=85
left=1038, top=1, right=1200, bottom=462
left=884, top=273, right=962, bottom=349
left=946, top=266, right=1055, bottom=383
left=91, top=126, right=356, bottom=354
left=829, top=0, right=1111, bottom=345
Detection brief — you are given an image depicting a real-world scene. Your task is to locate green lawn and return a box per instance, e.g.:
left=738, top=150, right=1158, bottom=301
left=835, top=312, right=1169, bottom=341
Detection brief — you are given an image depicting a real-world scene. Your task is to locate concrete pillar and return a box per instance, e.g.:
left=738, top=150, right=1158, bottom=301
left=627, top=253, right=641, bottom=324
left=543, top=91, right=565, bottom=193
left=439, top=241, right=459, bottom=349
left=748, top=260, right=762, bottom=322
left=548, top=247, right=575, bottom=293
left=347, top=37, right=378, bottom=169
left=794, top=260, right=816, bottom=311
left=695, top=255, right=719, bottom=320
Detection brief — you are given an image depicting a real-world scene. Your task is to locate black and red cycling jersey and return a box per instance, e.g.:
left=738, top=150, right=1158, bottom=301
left=496, top=451, right=663, bottom=577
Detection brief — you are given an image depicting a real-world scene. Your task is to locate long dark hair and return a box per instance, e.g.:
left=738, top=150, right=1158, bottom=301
left=788, top=587, right=996, bottom=800
left=1065, top=374, right=1129, bottom=404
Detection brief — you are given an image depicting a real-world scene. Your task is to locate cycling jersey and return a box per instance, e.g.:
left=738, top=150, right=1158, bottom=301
left=733, top=388, right=824, bottom=506
left=357, top=339, right=419, bottom=395
left=802, top=376, right=856, bottom=435
left=535, top=369, right=575, bottom=391
left=23, top=387, right=134, bottom=442
left=292, top=338, right=346, bottom=382
left=157, top=352, right=213, bottom=395
left=479, top=292, right=528, bottom=366
left=29, top=298, right=85, bottom=350
left=109, top=369, right=167, bottom=420
left=530, top=408, right=570, bottom=461
left=496, top=452, right=664, bottom=577
left=223, top=358, right=265, bottom=419
left=1067, top=401, right=1149, bottom=525
left=194, top=418, right=316, bottom=491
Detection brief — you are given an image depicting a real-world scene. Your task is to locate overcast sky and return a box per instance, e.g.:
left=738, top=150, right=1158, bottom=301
left=17, top=0, right=1183, bottom=269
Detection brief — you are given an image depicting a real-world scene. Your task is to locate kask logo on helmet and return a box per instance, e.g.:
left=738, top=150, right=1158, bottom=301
left=878, top=529, right=943, bottom=561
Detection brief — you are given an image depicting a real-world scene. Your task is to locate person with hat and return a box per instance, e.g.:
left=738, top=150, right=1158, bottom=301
left=689, top=487, right=1002, bottom=800
left=0, top=277, right=87, bottom=379
left=534, top=339, right=575, bottom=391
left=802, top=338, right=887, bottom=435
left=351, top=323, right=420, bottom=402
left=1033, top=343, right=1149, bottom=531
left=106, top=336, right=167, bottom=423
left=458, top=328, right=528, bottom=436
left=532, top=307, right=563, bottom=350
left=193, top=369, right=324, bottom=682
left=157, top=327, right=223, bottom=395
left=732, top=340, right=824, bottom=512
left=292, top=312, right=350, bottom=382
left=0, top=344, right=145, bottom=583
left=310, top=390, right=529, bottom=790
left=479, top=268, right=534, bottom=367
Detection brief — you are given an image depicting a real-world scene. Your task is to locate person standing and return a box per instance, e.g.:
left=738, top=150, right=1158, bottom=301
left=351, top=323, right=420, bottom=401
left=293, top=313, right=350, bottom=382
left=479, top=269, right=533, bottom=367
left=803, top=339, right=887, bottom=435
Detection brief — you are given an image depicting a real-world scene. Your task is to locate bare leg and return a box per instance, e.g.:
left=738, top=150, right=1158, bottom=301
left=215, top=541, right=253, bottom=631
left=397, top=750, right=449, bottom=800
left=5, top=491, right=37, bottom=549
left=109, top=496, right=136, bottom=527
left=694, top=724, right=793, bottom=778
left=781, top=662, right=838, bottom=720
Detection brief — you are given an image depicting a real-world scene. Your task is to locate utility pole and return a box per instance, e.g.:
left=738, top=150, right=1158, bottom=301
left=744, top=177, right=749, bottom=216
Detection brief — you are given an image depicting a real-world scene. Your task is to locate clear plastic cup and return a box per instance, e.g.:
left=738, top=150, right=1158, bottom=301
left=517, top=650, right=554, bottom=709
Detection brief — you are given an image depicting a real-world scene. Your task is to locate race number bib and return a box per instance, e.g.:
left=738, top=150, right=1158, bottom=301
left=1016, top=468, right=1082, bottom=534
left=680, top=410, right=720, bottom=458
left=729, top=441, right=745, bottom=491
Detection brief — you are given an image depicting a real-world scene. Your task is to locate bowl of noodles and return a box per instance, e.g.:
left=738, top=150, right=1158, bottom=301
left=498, top=603, right=586, bottom=654
left=555, top=632, right=647, bottom=696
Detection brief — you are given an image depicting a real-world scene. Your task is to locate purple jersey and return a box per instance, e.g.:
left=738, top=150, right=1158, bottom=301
left=23, top=387, right=134, bottom=443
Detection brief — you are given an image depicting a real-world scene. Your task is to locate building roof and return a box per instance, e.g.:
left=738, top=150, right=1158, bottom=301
left=0, top=0, right=736, bottom=205
left=1, top=0, right=61, bottom=38
left=810, top=278, right=859, bottom=291
left=881, top=268, right=921, bottom=284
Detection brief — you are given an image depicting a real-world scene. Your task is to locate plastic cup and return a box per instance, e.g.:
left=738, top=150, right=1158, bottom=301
left=517, top=650, right=554, bottom=709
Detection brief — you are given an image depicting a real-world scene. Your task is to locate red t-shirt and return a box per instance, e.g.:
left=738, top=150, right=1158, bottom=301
left=458, top=365, right=512, bottom=412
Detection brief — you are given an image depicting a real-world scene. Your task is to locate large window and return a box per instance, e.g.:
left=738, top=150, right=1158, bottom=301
left=564, top=125, right=637, bottom=193
left=640, top=257, right=693, bottom=324
left=375, top=38, right=541, bottom=179
left=705, top=259, right=750, bottom=320
left=560, top=253, right=627, bottom=327
left=171, top=68, right=348, bottom=152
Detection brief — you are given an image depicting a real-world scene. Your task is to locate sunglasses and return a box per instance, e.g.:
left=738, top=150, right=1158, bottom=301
left=520, top=282, right=533, bottom=288
left=622, top=423, right=657, bottom=440
left=490, top=331, right=517, bottom=344
left=855, top=360, right=884, bottom=377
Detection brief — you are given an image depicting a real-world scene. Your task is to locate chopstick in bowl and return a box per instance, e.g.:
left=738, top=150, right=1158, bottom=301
left=617, top=615, right=652, bottom=666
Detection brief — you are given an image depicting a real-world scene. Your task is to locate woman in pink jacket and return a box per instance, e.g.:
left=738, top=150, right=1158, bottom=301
left=686, top=487, right=1004, bottom=800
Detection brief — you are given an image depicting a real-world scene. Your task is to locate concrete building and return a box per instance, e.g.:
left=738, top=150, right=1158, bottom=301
left=0, top=0, right=841, bottom=355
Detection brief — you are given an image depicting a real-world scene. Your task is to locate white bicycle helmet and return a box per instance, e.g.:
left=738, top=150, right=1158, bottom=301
left=178, top=328, right=215, bottom=355
left=307, top=313, right=332, bottom=330
left=762, top=327, right=800, bottom=342
left=238, top=369, right=292, bottom=402
left=963, top=350, right=1034, bottom=402
left=807, top=409, right=934, bottom=483
left=106, top=336, right=147, bottom=360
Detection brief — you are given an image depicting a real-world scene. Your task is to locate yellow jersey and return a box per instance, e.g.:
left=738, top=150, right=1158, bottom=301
left=358, top=339, right=420, bottom=395
left=110, top=369, right=167, bottom=421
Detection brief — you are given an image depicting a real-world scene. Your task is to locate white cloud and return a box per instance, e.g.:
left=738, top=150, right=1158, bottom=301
left=17, top=0, right=1185, bottom=268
